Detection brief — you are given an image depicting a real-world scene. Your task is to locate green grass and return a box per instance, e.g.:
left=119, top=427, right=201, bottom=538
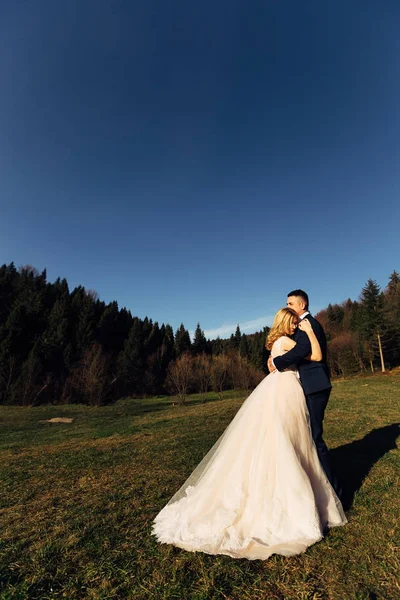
left=0, top=375, right=399, bottom=599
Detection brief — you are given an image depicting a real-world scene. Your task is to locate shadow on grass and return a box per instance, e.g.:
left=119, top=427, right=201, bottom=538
left=331, top=423, right=400, bottom=510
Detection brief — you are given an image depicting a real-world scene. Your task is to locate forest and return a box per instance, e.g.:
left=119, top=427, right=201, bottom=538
left=0, top=262, right=398, bottom=406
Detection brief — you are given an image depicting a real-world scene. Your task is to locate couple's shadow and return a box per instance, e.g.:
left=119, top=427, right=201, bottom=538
left=331, top=423, right=399, bottom=511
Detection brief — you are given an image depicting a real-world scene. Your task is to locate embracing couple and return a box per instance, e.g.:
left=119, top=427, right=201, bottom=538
left=152, top=290, right=347, bottom=560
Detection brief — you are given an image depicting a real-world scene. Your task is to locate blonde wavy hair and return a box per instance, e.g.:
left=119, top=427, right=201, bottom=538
left=265, top=308, right=299, bottom=350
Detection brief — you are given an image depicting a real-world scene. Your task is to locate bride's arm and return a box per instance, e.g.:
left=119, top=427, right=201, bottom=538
left=281, top=337, right=296, bottom=352
left=298, top=319, right=322, bottom=361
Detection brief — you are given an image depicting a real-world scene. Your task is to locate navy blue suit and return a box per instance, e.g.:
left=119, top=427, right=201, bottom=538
left=273, top=314, right=341, bottom=498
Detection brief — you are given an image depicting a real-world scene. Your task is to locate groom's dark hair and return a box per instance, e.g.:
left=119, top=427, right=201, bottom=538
left=288, top=289, right=309, bottom=310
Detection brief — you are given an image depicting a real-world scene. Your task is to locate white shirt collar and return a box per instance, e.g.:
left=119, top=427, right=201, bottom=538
left=299, top=311, right=310, bottom=320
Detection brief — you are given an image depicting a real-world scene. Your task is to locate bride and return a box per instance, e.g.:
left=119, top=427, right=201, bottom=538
left=152, top=308, right=347, bottom=560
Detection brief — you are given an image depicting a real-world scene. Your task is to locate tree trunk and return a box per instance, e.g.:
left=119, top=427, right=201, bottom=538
left=377, top=331, right=386, bottom=372
left=31, top=383, right=49, bottom=407
left=5, top=356, right=17, bottom=400
left=353, top=349, right=366, bottom=372
left=368, top=347, right=374, bottom=372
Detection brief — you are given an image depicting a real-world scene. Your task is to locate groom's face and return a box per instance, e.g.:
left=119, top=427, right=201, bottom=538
left=287, top=295, right=307, bottom=316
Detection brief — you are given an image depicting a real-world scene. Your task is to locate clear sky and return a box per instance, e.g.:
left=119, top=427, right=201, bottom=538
left=1, top=1, right=399, bottom=339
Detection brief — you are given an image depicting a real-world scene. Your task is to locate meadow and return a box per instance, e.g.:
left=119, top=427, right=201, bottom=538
left=0, top=372, right=399, bottom=599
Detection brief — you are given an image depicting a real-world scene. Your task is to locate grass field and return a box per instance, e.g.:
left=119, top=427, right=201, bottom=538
left=0, top=372, right=399, bottom=599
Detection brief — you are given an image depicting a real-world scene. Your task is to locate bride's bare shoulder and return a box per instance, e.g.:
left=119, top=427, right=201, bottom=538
left=281, top=336, right=296, bottom=352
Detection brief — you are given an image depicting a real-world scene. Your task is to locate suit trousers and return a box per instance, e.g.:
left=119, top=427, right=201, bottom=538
left=305, top=389, right=342, bottom=500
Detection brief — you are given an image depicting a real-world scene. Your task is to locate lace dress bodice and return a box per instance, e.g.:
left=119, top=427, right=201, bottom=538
left=271, top=336, right=297, bottom=373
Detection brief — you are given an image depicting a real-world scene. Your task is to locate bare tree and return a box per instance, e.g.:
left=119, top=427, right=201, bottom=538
left=193, top=353, right=212, bottom=403
left=166, top=352, right=193, bottom=405
left=18, top=264, right=40, bottom=277
left=211, top=354, right=230, bottom=399
left=70, top=343, right=111, bottom=405
left=20, top=350, right=42, bottom=406
left=376, top=331, right=386, bottom=373
left=236, top=357, right=253, bottom=392
left=228, top=351, right=241, bottom=390
left=249, top=365, right=264, bottom=389
left=228, top=351, right=264, bottom=393
left=0, top=355, right=19, bottom=403
left=328, top=333, right=363, bottom=377
left=85, top=288, right=99, bottom=302
left=31, top=374, right=51, bottom=407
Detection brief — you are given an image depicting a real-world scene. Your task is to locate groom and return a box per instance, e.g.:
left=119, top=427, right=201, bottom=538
left=268, top=289, right=342, bottom=500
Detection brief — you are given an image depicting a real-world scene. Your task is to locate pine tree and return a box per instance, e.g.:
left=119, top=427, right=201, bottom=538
left=387, top=270, right=400, bottom=294
left=192, top=323, right=207, bottom=355
left=157, top=324, right=175, bottom=389
left=118, top=307, right=133, bottom=340
left=205, top=338, right=213, bottom=355
left=239, top=334, right=250, bottom=358
left=327, top=304, right=344, bottom=333
left=142, top=317, right=153, bottom=353
left=117, top=317, right=146, bottom=396
left=212, top=336, right=223, bottom=355
left=384, top=271, right=400, bottom=365
left=143, top=322, right=165, bottom=394
left=0, top=263, right=18, bottom=327
left=0, top=329, right=19, bottom=404
left=97, top=301, right=121, bottom=354
left=72, top=288, right=97, bottom=359
left=174, top=324, right=191, bottom=356
left=42, top=292, right=71, bottom=378
left=144, top=321, right=163, bottom=357
left=162, top=324, right=175, bottom=360
left=359, top=279, right=386, bottom=372
left=247, top=329, right=269, bottom=373
left=15, top=340, right=44, bottom=406
left=234, top=325, right=242, bottom=349
left=229, top=333, right=236, bottom=350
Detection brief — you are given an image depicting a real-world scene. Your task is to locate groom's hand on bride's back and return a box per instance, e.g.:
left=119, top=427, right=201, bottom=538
left=268, top=357, right=276, bottom=373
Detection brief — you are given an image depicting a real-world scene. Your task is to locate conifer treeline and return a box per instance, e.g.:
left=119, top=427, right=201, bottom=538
left=315, top=273, right=400, bottom=377
left=0, top=264, right=399, bottom=406
left=0, top=263, right=268, bottom=406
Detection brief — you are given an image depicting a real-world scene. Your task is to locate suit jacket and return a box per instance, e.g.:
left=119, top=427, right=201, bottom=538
left=273, top=314, right=331, bottom=396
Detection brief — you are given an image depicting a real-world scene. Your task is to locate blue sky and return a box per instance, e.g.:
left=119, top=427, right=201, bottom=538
left=1, top=1, right=399, bottom=339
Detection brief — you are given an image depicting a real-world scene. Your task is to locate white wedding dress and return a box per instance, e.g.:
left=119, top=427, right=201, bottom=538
left=152, top=336, right=347, bottom=560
